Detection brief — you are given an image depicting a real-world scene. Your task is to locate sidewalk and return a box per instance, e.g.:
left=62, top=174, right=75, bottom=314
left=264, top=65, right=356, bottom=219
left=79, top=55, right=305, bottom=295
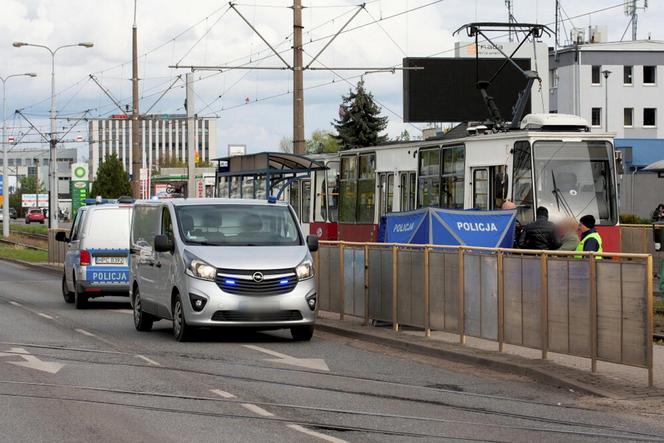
left=317, top=311, right=664, bottom=400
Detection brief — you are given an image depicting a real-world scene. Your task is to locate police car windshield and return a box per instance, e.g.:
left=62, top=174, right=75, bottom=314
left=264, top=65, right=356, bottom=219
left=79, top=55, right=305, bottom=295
left=175, top=204, right=302, bottom=247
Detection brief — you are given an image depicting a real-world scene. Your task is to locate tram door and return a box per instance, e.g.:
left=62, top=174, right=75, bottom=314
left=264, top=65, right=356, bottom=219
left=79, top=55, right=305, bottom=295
left=289, top=179, right=312, bottom=233
left=470, top=165, right=509, bottom=210
left=378, top=173, right=395, bottom=217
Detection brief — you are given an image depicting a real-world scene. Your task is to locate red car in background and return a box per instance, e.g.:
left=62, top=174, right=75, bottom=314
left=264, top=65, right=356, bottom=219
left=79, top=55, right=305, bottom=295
left=25, top=208, right=45, bottom=224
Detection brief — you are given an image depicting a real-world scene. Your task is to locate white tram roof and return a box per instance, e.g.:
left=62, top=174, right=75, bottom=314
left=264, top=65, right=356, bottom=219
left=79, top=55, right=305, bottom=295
left=341, top=114, right=613, bottom=156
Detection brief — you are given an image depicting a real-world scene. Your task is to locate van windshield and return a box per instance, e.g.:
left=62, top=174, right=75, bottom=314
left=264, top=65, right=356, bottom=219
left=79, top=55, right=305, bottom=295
left=175, top=204, right=302, bottom=246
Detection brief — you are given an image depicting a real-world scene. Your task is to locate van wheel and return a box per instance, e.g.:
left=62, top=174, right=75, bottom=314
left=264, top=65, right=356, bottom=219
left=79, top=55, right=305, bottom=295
left=62, top=275, right=74, bottom=304
left=74, top=278, right=87, bottom=309
left=290, top=325, right=314, bottom=341
left=172, top=293, right=193, bottom=342
left=133, top=287, right=154, bottom=332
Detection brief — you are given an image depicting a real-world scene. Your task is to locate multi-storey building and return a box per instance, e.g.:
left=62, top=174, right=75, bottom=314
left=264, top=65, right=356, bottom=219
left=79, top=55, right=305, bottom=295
left=549, top=39, right=664, bottom=168
left=88, top=114, right=218, bottom=179
left=0, top=147, right=77, bottom=198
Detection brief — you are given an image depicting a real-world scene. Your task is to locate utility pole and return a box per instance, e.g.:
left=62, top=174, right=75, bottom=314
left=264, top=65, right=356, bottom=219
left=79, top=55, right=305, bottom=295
left=130, top=0, right=141, bottom=199
left=186, top=73, right=196, bottom=198
left=292, top=0, right=305, bottom=154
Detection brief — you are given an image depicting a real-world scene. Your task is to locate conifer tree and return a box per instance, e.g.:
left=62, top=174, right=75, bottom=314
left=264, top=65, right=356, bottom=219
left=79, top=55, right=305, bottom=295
left=90, top=154, right=132, bottom=198
left=333, top=80, right=388, bottom=150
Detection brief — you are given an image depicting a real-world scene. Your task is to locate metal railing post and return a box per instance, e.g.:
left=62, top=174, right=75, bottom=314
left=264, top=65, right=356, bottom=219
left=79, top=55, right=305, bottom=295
left=647, top=255, right=654, bottom=386
left=458, top=247, right=465, bottom=344
left=590, top=253, right=598, bottom=373
left=540, top=253, right=549, bottom=360
left=339, top=242, right=345, bottom=321
left=392, top=244, right=399, bottom=332
left=424, top=246, right=431, bottom=337
left=498, top=251, right=504, bottom=352
left=363, top=244, right=369, bottom=326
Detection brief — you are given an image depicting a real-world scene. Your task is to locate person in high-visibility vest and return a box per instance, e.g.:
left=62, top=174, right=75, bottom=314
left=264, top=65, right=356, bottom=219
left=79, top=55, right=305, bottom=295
left=575, top=214, right=602, bottom=259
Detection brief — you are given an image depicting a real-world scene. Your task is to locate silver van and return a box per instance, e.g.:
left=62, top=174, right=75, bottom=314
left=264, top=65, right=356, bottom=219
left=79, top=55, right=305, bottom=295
left=129, top=198, right=319, bottom=342
left=56, top=203, right=133, bottom=309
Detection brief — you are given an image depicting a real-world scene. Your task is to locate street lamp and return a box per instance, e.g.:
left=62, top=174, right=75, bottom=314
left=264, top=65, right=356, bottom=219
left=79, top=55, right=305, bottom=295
left=13, top=41, right=94, bottom=229
left=602, top=70, right=612, bottom=132
left=1, top=72, right=37, bottom=238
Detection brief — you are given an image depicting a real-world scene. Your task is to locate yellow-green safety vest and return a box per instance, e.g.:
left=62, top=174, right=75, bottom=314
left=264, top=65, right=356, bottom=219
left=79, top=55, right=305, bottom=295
left=575, top=231, right=603, bottom=259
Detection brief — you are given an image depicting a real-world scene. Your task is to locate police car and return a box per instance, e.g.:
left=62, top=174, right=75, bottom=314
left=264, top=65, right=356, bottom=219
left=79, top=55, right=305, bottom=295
left=56, top=201, right=133, bottom=309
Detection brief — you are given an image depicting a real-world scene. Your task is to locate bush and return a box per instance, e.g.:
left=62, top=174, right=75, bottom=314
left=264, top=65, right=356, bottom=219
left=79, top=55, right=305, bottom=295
left=620, top=213, right=652, bottom=224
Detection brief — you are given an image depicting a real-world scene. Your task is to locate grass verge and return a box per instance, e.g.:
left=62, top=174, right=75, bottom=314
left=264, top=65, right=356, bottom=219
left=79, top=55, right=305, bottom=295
left=5, top=223, right=48, bottom=235
left=0, top=244, right=48, bottom=263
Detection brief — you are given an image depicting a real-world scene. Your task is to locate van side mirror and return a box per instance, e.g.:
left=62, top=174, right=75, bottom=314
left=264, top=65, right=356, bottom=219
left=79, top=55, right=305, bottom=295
left=55, top=231, right=69, bottom=243
left=306, top=235, right=319, bottom=252
left=154, top=235, right=174, bottom=253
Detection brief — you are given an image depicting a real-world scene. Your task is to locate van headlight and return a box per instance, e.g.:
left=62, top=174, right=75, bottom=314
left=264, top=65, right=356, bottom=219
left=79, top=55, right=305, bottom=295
left=184, top=251, right=217, bottom=281
left=295, top=259, right=314, bottom=281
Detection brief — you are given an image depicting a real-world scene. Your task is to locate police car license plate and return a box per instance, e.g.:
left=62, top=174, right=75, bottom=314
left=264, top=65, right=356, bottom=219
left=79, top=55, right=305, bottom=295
left=96, top=256, right=126, bottom=265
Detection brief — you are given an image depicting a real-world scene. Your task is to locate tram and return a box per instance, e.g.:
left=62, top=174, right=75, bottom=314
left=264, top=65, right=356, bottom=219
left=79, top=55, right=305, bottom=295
left=331, top=113, right=620, bottom=252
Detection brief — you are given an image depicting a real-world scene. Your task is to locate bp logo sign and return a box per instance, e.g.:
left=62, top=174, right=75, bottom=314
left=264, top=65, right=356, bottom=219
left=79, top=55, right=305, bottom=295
left=71, top=163, right=89, bottom=181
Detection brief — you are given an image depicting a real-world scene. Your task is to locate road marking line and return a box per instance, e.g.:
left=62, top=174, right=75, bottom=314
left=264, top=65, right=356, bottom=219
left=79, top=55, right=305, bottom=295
left=136, top=355, right=161, bottom=366
left=210, top=389, right=236, bottom=399
left=74, top=329, right=96, bottom=337
left=9, top=301, right=22, bottom=307
left=241, top=403, right=274, bottom=417
left=243, top=344, right=289, bottom=359
left=243, top=344, right=330, bottom=372
left=287, top=424, right=348, bottom=443
left=37, top=313, right=54, bottom=320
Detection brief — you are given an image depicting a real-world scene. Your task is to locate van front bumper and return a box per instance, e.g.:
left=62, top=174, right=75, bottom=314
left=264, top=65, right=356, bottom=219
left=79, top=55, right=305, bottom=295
left=184, top=275, right=316, bottom=327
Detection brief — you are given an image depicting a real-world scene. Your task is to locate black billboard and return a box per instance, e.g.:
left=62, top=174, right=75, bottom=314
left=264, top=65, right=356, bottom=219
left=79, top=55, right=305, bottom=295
left=403, top=57, right=532, bottom=123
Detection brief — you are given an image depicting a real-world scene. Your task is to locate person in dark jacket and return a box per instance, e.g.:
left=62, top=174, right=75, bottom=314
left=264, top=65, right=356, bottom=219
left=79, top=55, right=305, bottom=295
left=518, top=206, right=561, bottom=250
left=576, top=214, right=602, bottom=254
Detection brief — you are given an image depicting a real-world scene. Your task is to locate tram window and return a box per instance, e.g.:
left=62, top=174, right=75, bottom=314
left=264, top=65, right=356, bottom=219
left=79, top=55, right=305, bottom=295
left=387, top=174, right=394, bottom=213
left=441, top=146, right=465, bottom=209
left=302, top=180, right=311, bottom=223
left=473, top=169, right=489, bottom=210
left=230, top=177, right=241, bottom=198
left=339, top=156, right=357, bottom=223
left=242, top=177, right=255, bottom=199
left=378, top=173, right=395, bottom=216
left=328, top=167, right=339, bottom=222
left=218, top=177, right=229, bottom=198
left=418, top=148, right=441, bottom=207
left=512, top=141, right=534, bottom=222
left=290, top=181, right=301, bottom=219
left=357, top=154, right=376, bottom=223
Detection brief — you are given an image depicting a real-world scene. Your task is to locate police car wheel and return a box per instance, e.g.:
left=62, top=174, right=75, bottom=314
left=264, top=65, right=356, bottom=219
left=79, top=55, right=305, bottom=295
left=133, top=288, right=153, bottom=332
left=74, top=279, right=87, bottom=309
left=173, top=294, right=193, bottom=342
left=290, top=325, right=314, bottom=341
left=62, top=275, right=74, bottom=304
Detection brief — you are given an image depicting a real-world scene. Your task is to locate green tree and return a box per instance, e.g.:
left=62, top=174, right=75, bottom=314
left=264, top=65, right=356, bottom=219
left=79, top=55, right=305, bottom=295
left=9, top=176, right=45, bottom=216
left=395, top=129, right=411, bottom=142
left=90, top=154, right=131, bottom=199
left=279, top=136, right=293, bottom=153
left=332, top=79, right=388, bottom=151
left=305, top=130, right=340, bottom=154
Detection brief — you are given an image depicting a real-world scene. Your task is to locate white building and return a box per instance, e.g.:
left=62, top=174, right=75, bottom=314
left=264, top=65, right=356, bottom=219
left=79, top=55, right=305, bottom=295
left=549, top=39, right=664, bottom=167
left=88, top=114, right=218, bottom=179
left=0, top=147, right=77, bottom=198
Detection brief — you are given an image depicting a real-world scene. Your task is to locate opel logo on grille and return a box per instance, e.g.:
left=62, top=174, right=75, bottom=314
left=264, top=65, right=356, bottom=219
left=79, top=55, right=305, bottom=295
left=252, top=272, right=264, bottom=283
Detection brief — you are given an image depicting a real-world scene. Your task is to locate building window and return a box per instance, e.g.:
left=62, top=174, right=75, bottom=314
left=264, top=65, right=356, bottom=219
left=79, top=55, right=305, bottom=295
left=624, top=66, right=633, bottom=85
left=591, top=65, right=601, bottom=85
left=643, top=66, right=656, bottom=85
left=624, top=108, right=634, bottom=127
left=549, top=69, right=558, bottom=88
left=644, top=108, right=657, bottom=127
left=591, top=107, right=602, bottom=127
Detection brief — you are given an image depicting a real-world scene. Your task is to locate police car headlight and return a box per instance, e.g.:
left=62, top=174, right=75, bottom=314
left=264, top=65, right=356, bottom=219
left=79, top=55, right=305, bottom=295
left=295, top=259, right=314, bottom=281
left=184, top=251, right=217, bottom=281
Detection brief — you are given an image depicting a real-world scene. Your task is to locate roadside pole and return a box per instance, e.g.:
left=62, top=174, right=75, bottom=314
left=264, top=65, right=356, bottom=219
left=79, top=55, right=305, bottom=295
left=186, top=73, right=196, bottom=198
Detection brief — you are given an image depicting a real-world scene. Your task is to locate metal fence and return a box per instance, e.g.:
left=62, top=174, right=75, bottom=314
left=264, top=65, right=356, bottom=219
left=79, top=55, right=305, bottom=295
left=47, top=229, right=67, bottom=265
left=317, top=241, right=654, bottom=386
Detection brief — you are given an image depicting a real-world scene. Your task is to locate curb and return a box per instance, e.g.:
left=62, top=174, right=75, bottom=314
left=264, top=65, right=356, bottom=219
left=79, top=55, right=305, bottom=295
left=0, top=257, right=62, bottom=276
left=316, top=321, right=616, bottom=398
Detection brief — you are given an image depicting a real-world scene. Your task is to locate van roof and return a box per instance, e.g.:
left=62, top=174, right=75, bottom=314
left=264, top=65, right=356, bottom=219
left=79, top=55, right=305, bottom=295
left=134, top=198, right=289, bottom=207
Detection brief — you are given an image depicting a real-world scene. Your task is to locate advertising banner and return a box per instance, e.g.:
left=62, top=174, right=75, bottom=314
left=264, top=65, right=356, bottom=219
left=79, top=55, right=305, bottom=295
left=22, top=194, right=49, bottom=208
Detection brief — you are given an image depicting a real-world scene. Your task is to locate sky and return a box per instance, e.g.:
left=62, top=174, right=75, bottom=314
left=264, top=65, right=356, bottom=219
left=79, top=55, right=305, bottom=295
left=0, top=0, right=661, bottom=160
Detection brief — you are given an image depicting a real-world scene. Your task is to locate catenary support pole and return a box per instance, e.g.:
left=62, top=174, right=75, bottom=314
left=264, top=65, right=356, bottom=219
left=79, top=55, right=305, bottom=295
left=131, top=0, right=141, bottom=199
left=186, top=73, right=196, bottom=198
left=292, top=0, right=305, bottom=154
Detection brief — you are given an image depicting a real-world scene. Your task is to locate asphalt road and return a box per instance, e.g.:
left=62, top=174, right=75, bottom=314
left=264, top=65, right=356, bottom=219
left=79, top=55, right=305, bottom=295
left=0, top=260, right=663, bottom=442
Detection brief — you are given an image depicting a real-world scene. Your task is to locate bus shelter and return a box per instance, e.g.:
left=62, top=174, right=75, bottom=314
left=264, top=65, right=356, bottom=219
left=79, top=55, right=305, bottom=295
left=214, top=152, right=328, bottom=201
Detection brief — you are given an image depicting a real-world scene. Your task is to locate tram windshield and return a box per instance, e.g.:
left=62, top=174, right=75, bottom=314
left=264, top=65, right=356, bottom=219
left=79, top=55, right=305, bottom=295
left=532, top=141, right=616, bottom=225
